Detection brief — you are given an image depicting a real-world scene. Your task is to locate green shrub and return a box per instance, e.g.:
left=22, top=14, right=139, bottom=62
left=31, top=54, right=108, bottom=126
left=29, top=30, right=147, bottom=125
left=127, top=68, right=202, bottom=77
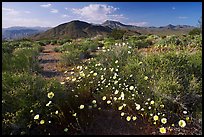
left=189, top=28, right=201, bottom=35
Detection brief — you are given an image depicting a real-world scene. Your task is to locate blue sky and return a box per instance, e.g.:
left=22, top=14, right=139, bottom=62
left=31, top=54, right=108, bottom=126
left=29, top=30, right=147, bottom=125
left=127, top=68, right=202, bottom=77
left=2, top=2, right=202, bottom=28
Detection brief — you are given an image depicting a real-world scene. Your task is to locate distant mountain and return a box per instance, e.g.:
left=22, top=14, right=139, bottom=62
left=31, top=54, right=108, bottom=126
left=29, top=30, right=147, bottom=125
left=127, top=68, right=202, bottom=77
left=27, top=20, right=196, bottom=40
left=2, top=26, right=51, bottom=40
left=32, top=20, right=112, bottom=40
left=101, top=20, right=195, bottom=36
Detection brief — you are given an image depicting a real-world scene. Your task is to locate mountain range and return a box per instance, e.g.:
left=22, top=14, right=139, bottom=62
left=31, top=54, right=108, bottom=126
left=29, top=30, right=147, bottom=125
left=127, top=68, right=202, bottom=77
left=2, top=20, right=196, bottom=40
left=2, top=26, right=51, bottom=40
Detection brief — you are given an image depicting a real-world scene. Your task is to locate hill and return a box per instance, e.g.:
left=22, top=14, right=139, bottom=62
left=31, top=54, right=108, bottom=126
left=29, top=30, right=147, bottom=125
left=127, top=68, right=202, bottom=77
left=32, top=20, right=112, bottom=40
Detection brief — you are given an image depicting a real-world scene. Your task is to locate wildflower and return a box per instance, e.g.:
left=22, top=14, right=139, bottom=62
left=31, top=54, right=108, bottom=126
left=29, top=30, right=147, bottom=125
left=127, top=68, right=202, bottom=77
left=145, top=102, right=148, bottom=105
left=92, top=100, right=96, bottom=104
left=90, top=71, right=94, bottom=74
left=114, top=90, right=119, bottom=95
left=148, top=106, right=151, bottom=109
left=110, top=68, right=114, bottom=72
left=118, top=106, right=123, bottom=110
left=72, top=113, right=77, bottom=117
left=172, top=124, right=174, bottom=126
left=141, top=108, right=144, bottom=111
left=80, top=72, right=85, bottom=77
left=55, top=110, right=59, bottom=114
left=150, top=100, right=154, bottom=105
left=144, top=76, right=148, bottom=80
left=161, top=118, right=167, bottom=124
left=186, top=117, right=190, bottom=121
left=160, top=104, right=164, bottom=108
left=93, top=73, right=97, bottom=76
left=115, top=69, right=119, bottom=72
left=123, top=104, right=127, bottom=107
left=136, top=104, right=141, bottom=110
left=46, top=101, right=52, bottom=107
left=126, top=116, right=131, bottom=121
left=47, top=92, right=54, bottom=99
left=120, top=92, right=125, bottom=100
left=129, top=86, right=134, bottom=90
left=60, top=82, right=65, bottom=85
left=114, top=81, right=118, bottom=84
left=107, top=100, right=111, bottom=104
left=115, top=60, right=119, bottom=64
left=128, top=51, right=131, bottom=54
left=121, top=112, right=125, bottom=116
left=159, top=127, right=166, bottom=134
left=138, top=62, right=143, bottom=65
left=132, top=116, right=137, bottom=121
left=113, top=75, right=117, bottom=79
left=79, top=105, right=84, bottom=109
left=113, top=97, right=117, bottom=101
left=64, top=128, right=68, bottom=132
left=30, top=110, right=33, bottom=113
left=183, top=111, right=187, bottom=114
left=93, top=104, right=97, bottom=108
left=178, top=120, right=186, bottom=127
left=130, top=74, right=133, bottom=77
left=72, top=78, right=76, bottom=82
left=153, top=115, right=159, bottom=121
left=102, top=96, right=106, bottom=100
left=70, top=71, right=74, bottom=75
left=40, top=120, right=45, bottom=124
left=34, top=114, right=39, bottom=120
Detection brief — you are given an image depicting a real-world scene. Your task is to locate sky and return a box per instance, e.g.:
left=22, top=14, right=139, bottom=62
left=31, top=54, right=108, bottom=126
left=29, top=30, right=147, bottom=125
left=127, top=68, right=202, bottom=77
left=2, top=2, right=202, bottom=28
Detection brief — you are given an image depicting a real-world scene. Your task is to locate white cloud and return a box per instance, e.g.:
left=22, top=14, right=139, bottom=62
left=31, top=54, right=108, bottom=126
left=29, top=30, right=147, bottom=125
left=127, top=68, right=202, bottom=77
left=50, top=9, right=58, bottom=13
left=61, top=14, right=69, bottom=18
left=72, top=4, right=125, bottom=23
left=40, top=3, right=51, bottom=8
left=178, top=16, right=188, bottom=19
left=127, top=22, right=148, bottom=27
left=2, top=7, right=20, bottom=16
left=172, top=7, right=176, bottom=10
left=65, top=7, right=68, bottom=10
left=24, top=11, right=31, bottom=14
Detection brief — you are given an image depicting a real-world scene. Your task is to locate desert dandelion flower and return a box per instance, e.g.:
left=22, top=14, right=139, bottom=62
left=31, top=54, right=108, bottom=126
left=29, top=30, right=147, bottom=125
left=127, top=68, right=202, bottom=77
left=64, top=128, right=68, bottom=132
left=34, top=114, right=39, bottom=120
left=126, top=116, right=131, bottom=121
left=79, top=105, right=85, bottom=109
left=135, top=103, right=141, bottom=110
left=121, top=112, right=125, bottom=116
left=133, top=116, right=137, bottom=121
left=107, top=100, right=111, bottom=104
left=153, top=115, right=159, bottom=121
left=159, top=127, right=166, bottom=134
left=150, top=100, right=154, bottom=105
left=102, top=96, right=106, bottom=100
left=93, top=73, right=97, bottom=76
left=129, top=86, right=134, bottom=90
left=47, top=92, right=54, bottom=99
left=178, top=120, right=186, bottom=127
left=118, top=106, right=123, bottom=110
left=161, top=118, right=167, bottom=124
left=40, top=120, right=45, bottom=124
left=144, top=76, right=148, bottom=80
